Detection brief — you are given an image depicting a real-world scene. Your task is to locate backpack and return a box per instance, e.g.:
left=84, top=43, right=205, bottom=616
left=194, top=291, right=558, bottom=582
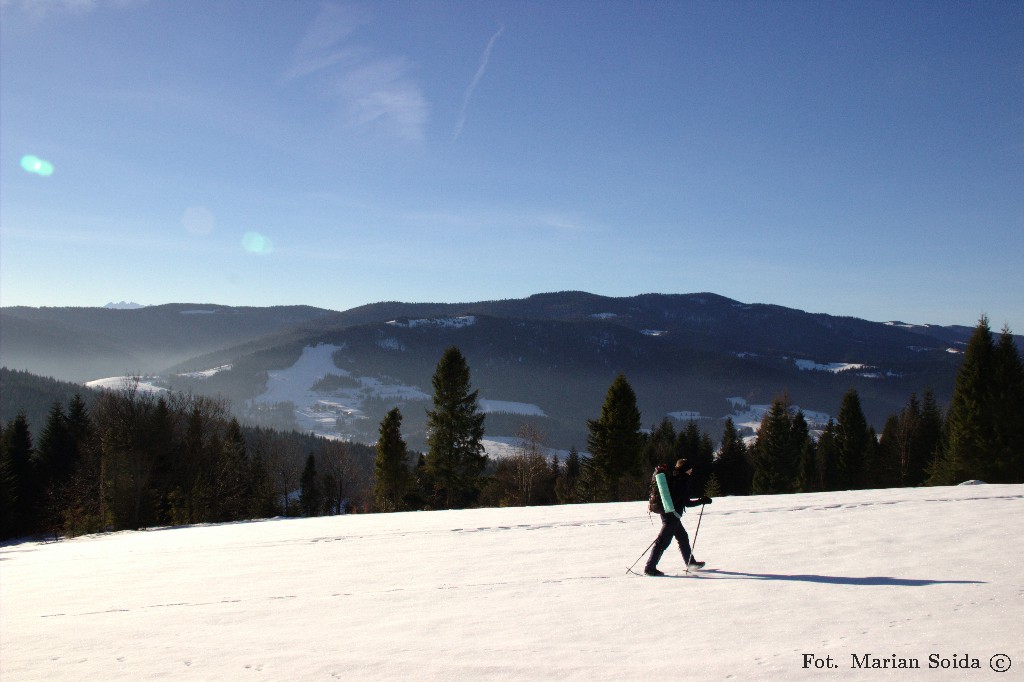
left=648, top=464, right=670, bottom=513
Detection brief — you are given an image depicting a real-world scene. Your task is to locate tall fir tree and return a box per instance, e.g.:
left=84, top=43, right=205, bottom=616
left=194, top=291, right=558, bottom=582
left=216, top=418, right=250, bottom=522
left=751, top=396, right=800, bottom=494
left=816, top=420, right=841, bottom=491
left=586, top=373, right=643, bottom=501
left=643, top=418, right=677, bottom=470
left=834, top=389, right=872, bottom=490
left=795, top=414, right=819, bottom=493
left=714, top=417, right=752, bottom=496
left=424, top=346, right=487, bottom=509
left=1, top=413, right=35, bottom=538
left=991, top=326, right=1024, bottom=482
left=33, top=403, right=71, bottom=493
left=374, top=407, right=411, bottom=512
left=930, top=316, right=997, bottom=484
left=677, top=420, right=714, bottom=494
left=555, top=447, right=583, bottom=504
left=299, top=453, right=321, bottom=516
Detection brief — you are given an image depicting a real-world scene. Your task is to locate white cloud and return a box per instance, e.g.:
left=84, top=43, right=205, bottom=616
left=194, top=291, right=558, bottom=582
left=1, top=0, right=144, bottom=19
left=286, top=3, right=428, bottom=141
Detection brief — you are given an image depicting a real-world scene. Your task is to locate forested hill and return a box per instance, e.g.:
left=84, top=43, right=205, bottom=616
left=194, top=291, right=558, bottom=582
left=3, top=292, right=1019, bottom=451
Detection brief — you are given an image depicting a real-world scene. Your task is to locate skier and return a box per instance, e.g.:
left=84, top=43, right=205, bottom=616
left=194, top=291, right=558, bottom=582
left=645, top=458, right=712, bottom=576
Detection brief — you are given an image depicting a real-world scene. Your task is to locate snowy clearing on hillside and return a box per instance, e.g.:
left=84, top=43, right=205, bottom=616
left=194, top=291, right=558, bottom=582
left=479, top=399, right=546, bottom=417
left=386, top=316, right=476, bottom=329
left=794, top=359, right=871, bottom=373
left=84, top=376, right=167, bottom=394
left=3, top=485, right=1021, bottom=680
left=667, top=410, right=710, bottom=421
left=248, top=344, right=429, bottom=438
left=176, top=364, right=233, bottom=378
left=481, top=437, right=570, bottom=461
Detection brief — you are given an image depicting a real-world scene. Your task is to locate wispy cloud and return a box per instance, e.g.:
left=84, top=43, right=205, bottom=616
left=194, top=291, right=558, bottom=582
left=1, top=0, right=144, bottom=19
left=454, top=25, right=505, bottom=141
left=286, top=3, right=428, bottom=142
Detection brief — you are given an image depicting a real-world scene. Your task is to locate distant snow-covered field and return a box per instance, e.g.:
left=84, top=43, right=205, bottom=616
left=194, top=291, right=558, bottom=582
left=3, top=484, right=1021, bottom=680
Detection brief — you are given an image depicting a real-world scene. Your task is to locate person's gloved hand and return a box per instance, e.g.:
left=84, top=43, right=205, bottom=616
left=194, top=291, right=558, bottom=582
left=700, top=496, right=713, bottom=505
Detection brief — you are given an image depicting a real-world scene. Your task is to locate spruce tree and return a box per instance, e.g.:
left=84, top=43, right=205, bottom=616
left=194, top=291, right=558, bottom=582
left=751, top=396, right=798, bottom=495
left=816, top=420, right=841, bottom=491
left=991, top=326, right=1024, bottom=482
left=33, top=402, right=71, bottom=495
left=916, top=389, right=944, bottom=485
left=714, top=417, right=751, bottom=496
left=216, top=418, right=249, bottom=521
left=795, top=415, right=819, bottom=493
left=1, top=414, right=35, bottom=538
left=424, top=346, right=487, bottom=509
left=374, top=407, right=410, bottom=512
left=676, top=421, right=714, bottom=494
left=835, top=389, right=871, bottom=490
left=930, top=317, right=996, bottom=484
left=555, top=447, right=582, bottom=504
left=586, top=374, right=643, bottom=501
left=299, top=453, right=321, bottom=516
left=644, top=418, right=676, bottom=470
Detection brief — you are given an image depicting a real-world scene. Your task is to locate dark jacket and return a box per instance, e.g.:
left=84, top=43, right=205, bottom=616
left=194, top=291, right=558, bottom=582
left=667, top=472, right=702, bottom=514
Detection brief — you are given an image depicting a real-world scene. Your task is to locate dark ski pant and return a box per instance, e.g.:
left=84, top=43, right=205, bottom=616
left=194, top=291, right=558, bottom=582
left=646, top=512, right=694, bottom=571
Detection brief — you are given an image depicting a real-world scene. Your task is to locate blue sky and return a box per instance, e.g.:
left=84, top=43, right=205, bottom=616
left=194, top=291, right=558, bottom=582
left=1, top=0, right=1021, bottom=330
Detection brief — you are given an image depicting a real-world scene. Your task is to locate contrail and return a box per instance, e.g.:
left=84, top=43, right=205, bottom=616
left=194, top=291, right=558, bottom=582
left=453, top=25, right=505, bottom=140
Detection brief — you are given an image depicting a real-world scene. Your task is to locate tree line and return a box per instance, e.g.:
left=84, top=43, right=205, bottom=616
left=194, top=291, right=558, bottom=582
left=571, top=316, right=1023, bottom=501
left=3, top=317, right=1021, bottom=540
left=1, top=381, right=373, bottom=540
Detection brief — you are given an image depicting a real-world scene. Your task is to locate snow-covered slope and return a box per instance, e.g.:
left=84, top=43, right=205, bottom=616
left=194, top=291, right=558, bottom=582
left=3, top=484, right=1021, bottom=680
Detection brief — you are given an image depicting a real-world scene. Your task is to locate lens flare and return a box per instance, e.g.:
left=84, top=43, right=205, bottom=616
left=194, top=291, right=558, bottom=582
left=242, top=231, right=273, bottom=255
left=20, top=155, right=54, bottom=177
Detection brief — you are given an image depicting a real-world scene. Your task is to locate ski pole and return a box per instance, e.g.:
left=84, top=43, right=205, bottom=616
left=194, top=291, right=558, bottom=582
left=626, top=538, right=658, bottom=575
left=685, top=503, right=706, bottom=575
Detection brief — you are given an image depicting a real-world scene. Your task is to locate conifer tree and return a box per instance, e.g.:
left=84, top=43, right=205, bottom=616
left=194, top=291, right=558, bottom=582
left=816, top=420, right=841, bottom=491
left=424, top=346, right=487, bottom=509
left=835, top=389, right=872, bottom=489
left=676, top=421, right=714, bottom=494
left=789, top=410, right=814, bottom=491
left=374, top=407, right=410, bottom=512
left=916, top=390, right=944, bottom=484
left=1, top=413, right=35, bottom=538
left=644, top=418, right=677, bottom=470
left=555, top=447, right=582, bottom=504
left=991, top=326, right=1024, bottom=482
left=714, top=417, right=751, bottom=496
left=930, top=317, right=997, bottom=484
left=752, top=397, right=798, bottom=494
left=586, top=373, right=643, bottom=501
left=216, top=418, right=249, bottom=521
left=299, top=453, right=321, bottom=516
left=796, top=418, right=819, bottom=493
left=33, top=402, right=71, bottom=495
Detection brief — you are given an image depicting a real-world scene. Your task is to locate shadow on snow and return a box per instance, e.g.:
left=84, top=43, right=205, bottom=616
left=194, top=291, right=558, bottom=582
left=697, top=569, right=984, bottom=587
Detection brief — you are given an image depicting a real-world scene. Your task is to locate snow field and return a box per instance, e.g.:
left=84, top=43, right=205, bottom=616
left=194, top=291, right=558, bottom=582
left=2, top=484, right=1022, bottom=680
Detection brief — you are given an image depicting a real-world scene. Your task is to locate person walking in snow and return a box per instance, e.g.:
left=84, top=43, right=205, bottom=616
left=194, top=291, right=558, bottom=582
left=645, top=458, right=711, bottom=576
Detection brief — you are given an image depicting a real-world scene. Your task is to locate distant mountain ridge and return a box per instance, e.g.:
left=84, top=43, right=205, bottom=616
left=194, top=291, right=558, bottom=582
left=0, top=304, right=331, bottom=382
left=2, top=292, right=1012, bottom=451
